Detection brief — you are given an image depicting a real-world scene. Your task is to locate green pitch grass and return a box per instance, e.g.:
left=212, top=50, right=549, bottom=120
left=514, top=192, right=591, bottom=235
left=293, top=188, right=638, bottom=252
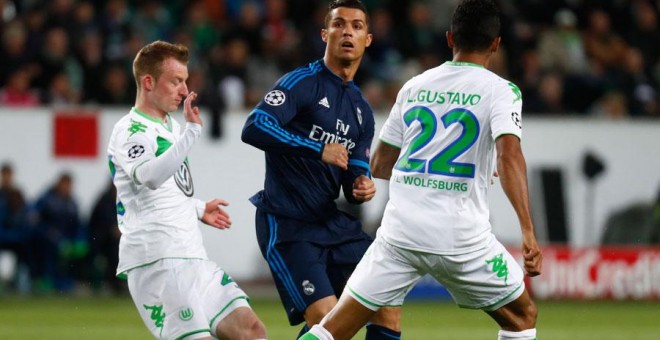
left=0, top=296, right=658, bottom=339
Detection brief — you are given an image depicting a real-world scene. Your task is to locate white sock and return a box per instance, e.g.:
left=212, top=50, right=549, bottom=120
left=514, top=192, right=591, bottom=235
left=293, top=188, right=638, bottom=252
left=498, top=328, right=537, bottom=339
left=307, top=325, right=334, bottom=340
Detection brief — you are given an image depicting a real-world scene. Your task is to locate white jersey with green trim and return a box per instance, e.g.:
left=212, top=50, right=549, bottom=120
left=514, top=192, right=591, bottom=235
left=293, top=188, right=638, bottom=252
left=108, top=108, right=207, bottom=277
left=378, top=61, right=523, bottom=254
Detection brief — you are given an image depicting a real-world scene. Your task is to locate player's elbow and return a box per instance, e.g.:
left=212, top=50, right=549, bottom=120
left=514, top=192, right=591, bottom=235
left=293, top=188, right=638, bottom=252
left=241, top=124, right=257, bottom=146
left=142, top=178, right=162, bottom=190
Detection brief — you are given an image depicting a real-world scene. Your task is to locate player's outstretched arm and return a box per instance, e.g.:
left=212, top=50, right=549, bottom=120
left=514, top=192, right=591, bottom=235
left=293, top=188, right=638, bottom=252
left=495, top=135, right=542, bottom=277
left=200, top=198, right=232, bottom=230
left=370, top=141, right=400, bottom=180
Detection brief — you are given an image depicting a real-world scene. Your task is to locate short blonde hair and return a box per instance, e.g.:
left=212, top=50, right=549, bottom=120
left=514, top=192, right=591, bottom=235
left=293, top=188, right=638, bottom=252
left=132, top=40, right=189, bottom=89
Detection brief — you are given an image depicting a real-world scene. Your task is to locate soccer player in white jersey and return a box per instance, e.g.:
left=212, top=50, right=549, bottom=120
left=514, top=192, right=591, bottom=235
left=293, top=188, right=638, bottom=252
left=107, top=41, right=266, bottom=340
left=301, top=1, right=542, bottom=339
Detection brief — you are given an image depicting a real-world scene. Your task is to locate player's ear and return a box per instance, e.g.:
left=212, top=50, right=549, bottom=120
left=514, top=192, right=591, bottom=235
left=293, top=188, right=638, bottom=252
left=490, top=37, right=501, bottom=54
left=365, top=33, right=373, bottom=48
left=446, top=31, right=454, bottom=49
left=142, top=75, right=154, bottom=91
left=321, top=28, right=328, bottom=43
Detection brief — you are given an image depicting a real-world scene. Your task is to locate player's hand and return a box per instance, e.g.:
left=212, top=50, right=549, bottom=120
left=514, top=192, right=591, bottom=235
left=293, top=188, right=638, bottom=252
left=202, top=198, right=231, bottom=229
left=321, top=143, right=348, bottom=170
left=353, top=175, right=375, bottom=202
left=183, top=91, right=202, bottom=126
left=522, top=233, right=542, bottom=277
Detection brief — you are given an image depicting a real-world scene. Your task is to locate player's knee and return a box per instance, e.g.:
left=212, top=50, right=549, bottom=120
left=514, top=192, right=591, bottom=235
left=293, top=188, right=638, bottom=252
left=371, top=307, right=402, bottom=331
left=246, top=317, right=267, bottom=338
left=521, top=300, right=538, bottom=327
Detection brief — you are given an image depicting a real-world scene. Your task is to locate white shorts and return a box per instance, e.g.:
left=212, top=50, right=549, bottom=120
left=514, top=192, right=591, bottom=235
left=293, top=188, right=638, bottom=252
left=346, top=235, right=525, bottom=311
left=127, top=258, right=250, bottom=339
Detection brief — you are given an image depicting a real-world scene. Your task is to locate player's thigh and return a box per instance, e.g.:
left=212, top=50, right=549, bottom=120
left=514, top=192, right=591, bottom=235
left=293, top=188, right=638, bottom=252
left=195, top=260, right=256, bottom=338
left=327, top=235, right=372, bottom=294
left=346, top=237, right=423, bottom=310
left=127, top=259, right=215, bottom=340
left=256, top=221, right=338, bottom=325
left=432, top=239, right=526, bottom=311
left=216, top=306, right=266, bottom=339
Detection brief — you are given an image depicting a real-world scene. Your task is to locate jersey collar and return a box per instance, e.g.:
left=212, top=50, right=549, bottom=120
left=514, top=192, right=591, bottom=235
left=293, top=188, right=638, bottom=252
left=131, top=107, right=173, bottom=132
left=445, top=61, right=485, bottom=68
left=319, top=59, right=355, bottom=86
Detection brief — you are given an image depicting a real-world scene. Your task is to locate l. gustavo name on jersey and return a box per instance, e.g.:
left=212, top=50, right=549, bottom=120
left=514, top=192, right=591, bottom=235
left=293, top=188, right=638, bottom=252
left=395, top=174, right=468, bottom=192
left=309, top=121, right=356, bottom=153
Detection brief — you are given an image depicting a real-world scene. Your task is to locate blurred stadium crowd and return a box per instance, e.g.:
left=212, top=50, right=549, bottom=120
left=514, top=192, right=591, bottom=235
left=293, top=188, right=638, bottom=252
left=1, top=0, right=660, bottom=295
left=0, top=0, right=659, bottom=119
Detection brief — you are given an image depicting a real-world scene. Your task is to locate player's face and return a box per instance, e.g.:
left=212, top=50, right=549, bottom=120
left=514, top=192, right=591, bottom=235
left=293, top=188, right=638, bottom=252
left=322, top=7, right=372, bottom=64
left=150, top=58, right=189, bottom=114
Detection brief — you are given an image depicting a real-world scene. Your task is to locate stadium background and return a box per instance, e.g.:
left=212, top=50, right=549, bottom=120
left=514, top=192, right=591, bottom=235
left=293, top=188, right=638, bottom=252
left=0, top=0, right=659, bottom=339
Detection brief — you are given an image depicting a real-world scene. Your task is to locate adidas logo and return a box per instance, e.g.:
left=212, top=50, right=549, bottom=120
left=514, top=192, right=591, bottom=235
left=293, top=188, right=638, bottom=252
left=318, top=97, right=330, bottom=108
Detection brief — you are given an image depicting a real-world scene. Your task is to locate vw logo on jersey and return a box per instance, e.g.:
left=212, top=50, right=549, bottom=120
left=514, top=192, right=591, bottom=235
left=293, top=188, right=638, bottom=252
left=175, top=162, right=194, bottom=197
left=264, top=90, right=286, bottom=106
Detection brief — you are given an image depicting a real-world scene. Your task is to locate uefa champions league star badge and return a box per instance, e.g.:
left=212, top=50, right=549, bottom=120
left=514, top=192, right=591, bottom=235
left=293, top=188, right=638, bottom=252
left=264, top=90, right=286, bottom=106
left=128, top=144, right=145, bottom=159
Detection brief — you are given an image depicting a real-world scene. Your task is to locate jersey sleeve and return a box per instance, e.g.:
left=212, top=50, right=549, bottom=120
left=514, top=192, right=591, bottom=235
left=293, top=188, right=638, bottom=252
left=241, top=73, right=324, bottom=158
left=114, top=121, right=202, bottom=190
left=378, top=87, right=407, bottom=148
left=112, top=121, right=158, bottom=185
left=491, top=80, right=523, bottom=140
left=341, top=105, right=375, bottom=204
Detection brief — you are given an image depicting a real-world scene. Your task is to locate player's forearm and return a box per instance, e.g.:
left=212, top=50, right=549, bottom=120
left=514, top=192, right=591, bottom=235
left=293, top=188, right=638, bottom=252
left=497, top=151, right=535, bottom=234
left=370, top=141, right=400, bottom=180
left=241, top=111, right=324, bottom=158
left=135, top=123, right=201, bottom=189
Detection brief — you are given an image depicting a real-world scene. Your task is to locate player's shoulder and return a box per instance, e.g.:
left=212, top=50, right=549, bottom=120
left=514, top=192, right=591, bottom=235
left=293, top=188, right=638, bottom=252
left=112, top=109, right=157, bottom=138
left=275, top=60, right=324, bottom=91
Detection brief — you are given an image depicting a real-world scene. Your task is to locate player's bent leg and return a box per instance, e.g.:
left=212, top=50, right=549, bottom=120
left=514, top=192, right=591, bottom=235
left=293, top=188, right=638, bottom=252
left=366, top=306, right=402, bottom=339
left=304, top=295, right=338, bottom=326
left=319, top=292, right=377, bottom=340
left=486, top=289, right=538, bottom=339
left=216, top=306, right=267, bottom=340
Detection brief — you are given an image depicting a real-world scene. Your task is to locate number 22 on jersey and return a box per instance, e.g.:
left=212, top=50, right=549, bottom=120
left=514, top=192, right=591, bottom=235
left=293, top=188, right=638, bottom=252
left=394, top=106, right=480, bottom=178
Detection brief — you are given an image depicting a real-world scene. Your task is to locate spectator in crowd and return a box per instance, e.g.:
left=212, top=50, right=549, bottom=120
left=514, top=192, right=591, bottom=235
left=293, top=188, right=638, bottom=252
left=0, top=0, right=658, bottom=117
left=0, top=67, right=40, bottom=106
left=30, top=172, right=87, bottom=293
left=88, top=181, right=123, bottom=294
left=0, top=163, right=31, bottom=291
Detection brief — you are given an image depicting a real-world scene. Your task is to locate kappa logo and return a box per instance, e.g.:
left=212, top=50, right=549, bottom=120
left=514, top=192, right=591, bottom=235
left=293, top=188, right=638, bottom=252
left=302, top=280, right=315, bottom=295
left=264, top=90, right=286, bottom=106
left=318, top=97, right=330, bottom=108
left=221, top=272, right=234, bottom=286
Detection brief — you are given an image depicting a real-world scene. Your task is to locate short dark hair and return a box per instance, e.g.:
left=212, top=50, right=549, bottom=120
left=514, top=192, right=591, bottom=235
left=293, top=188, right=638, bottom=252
left=133, top=40, right=189, bottom=89
left=451, top=0, right=500, bottom=52
left=325, top=0, right=369, bottom=28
